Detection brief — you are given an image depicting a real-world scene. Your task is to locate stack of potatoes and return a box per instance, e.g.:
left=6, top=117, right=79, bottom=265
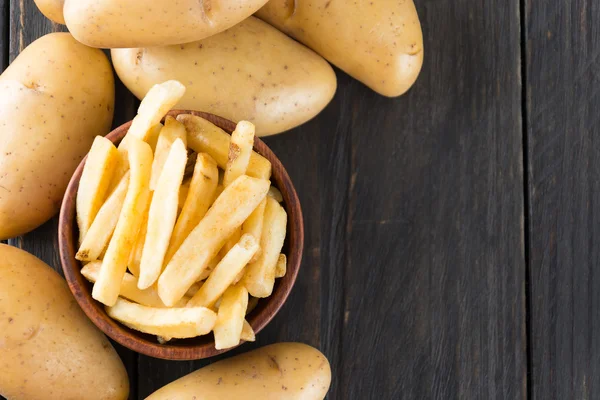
left=0, top=0, right=423, bottom=239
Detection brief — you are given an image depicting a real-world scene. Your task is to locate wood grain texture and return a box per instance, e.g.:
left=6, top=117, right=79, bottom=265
left=525, top=1, right=600, bottom=399
left=336, top=0, right=526, bottom=397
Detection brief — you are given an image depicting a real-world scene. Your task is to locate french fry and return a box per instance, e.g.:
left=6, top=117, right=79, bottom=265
left=177, top=114, right=271, bottom=180
left=165, top=153, right=219, bottom=263
left=218, top=227, right=242, bottom=260
left=127, top=192, right=152, bottom=277
left=112, top=81, right=186, bottom=187
left=177, top=179, right=190, bottom=212
left=246, top=296, right=259, bottom=315
left=146, top=122, right=163, bottom=154
left=213, top=284, right=248, bottom=350
left=223, top=121, right=255, bottom=187
left=241, top=197, right=267, bottom=262
left=158, top=175, right=270, bottom=306
left=81, top=261, right=187, bottom=308
left=93, top=138, right=152, bottom=306
left=275, top=253, right=287, bottom=278
left=244, top=197, right=287, bottom=298
left=187, top=234, right=259, bottom=308
left=213, top=184, right=224, bottom=204
left=138, top=139, right=187, bottom=289
left=76, top=172, right=130, bottom=262
left=106, top=298, right=216, bottom=339
left=146, top=123, right=163, bottom=152
left=186, top=282, right=203, bottom=298
left=76, top=136, right=118, bottom=242
left=149, top=116, right=187, bottom=190
left=268, top=186, right=283, bottom=203
left=240, top=319, right=255, bottom=342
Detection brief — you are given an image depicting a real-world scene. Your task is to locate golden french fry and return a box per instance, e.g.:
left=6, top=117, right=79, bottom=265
left=195, top=256, right=219, bottom=283
left=112, top=81, right=186, bottom=186
left=213, top=184, right=224, bottom=204
left=158, top=175, right=270, bottom=306
left=147, top=123, right=163, bottom=152
left=128, top=81, right=186, bottom=142
left=218, top=227, right=242, bottom=260
left=81, top=261, right=187, bottom=308
left=77, top=136, right=118, bottom=242
left=177, top=179, right=191, bottom=212
left=241, top=197, right=267, bottom=262
left=244, top=197, right=287, bottom=298
left=93, top=138, right=152, bottom=306
left=127, top=192, right=152, bottom=277
left=240, top=319, right=255, bottom=342
left=275, top=253, right=287, bottom=278
left=166, top=153, right=219, bottom=263
left=150, top=116, right=187, bottom=190
left=214, top=284, right=248, bottom=350
left=106, top=298, right=216, bottom=339
left=187, top=234, right=259, bottom=308
left=268, top=186, right=283, bottom=203
left=185, top=282, right=203, bottom=298
left=177, top=114, right=271, bottom=179
left=223, top=121, right=255, bottom=187
left=246, top=296, right=259, bottom=315
left=76, top=172, right=130, bottom=262
left=138, top=139, right=187, bottom=289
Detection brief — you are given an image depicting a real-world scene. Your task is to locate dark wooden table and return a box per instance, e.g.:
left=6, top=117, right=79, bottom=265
left=2, top=0, right=599, bottom=398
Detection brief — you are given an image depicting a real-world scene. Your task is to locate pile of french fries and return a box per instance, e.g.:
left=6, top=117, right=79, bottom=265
left=75, top=80, right=288, bottom=350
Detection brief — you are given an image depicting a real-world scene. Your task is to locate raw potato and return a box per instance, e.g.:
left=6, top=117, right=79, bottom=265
left=0, top=244, right=128, bottom=400
left=111, top=17, right=337, bottom=136
left=63, top=0, right=270, bottom=48
left=145, top=343, right=331, bottom=400
left=256, top=0, right=424, bottom=97
left=34, top=0, right=65, bottom=24
left=0, top=33, right=114, bottom=239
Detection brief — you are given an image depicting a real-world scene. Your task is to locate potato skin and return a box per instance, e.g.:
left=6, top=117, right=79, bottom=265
left=146, top=342, right=331, bottom=399
left=64, top=0, right=270, bottom=48
left=111, top=17, right=336, bottom=136
left=0, top=33, right=114, bottom=239
left=256, top=0, right=424, bottom=97
left=33, top=0, right=65, bottom=24
left=0, top=244, right=129, bottom=400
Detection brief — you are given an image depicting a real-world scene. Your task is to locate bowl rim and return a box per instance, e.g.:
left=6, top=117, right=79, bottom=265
left=58, top=110, right=304, bottom=360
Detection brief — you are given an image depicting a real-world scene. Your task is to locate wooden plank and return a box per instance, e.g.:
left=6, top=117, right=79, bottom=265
left=337, top=0, right=526, bottom=398
left=525, top=1, right=600, bottom=399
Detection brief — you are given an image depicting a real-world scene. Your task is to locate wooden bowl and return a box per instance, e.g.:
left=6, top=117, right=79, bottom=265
left=58, top=110, right=303, bottom=360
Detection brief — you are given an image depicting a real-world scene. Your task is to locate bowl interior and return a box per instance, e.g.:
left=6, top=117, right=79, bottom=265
left=59, top=110, right=303, bottom=360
